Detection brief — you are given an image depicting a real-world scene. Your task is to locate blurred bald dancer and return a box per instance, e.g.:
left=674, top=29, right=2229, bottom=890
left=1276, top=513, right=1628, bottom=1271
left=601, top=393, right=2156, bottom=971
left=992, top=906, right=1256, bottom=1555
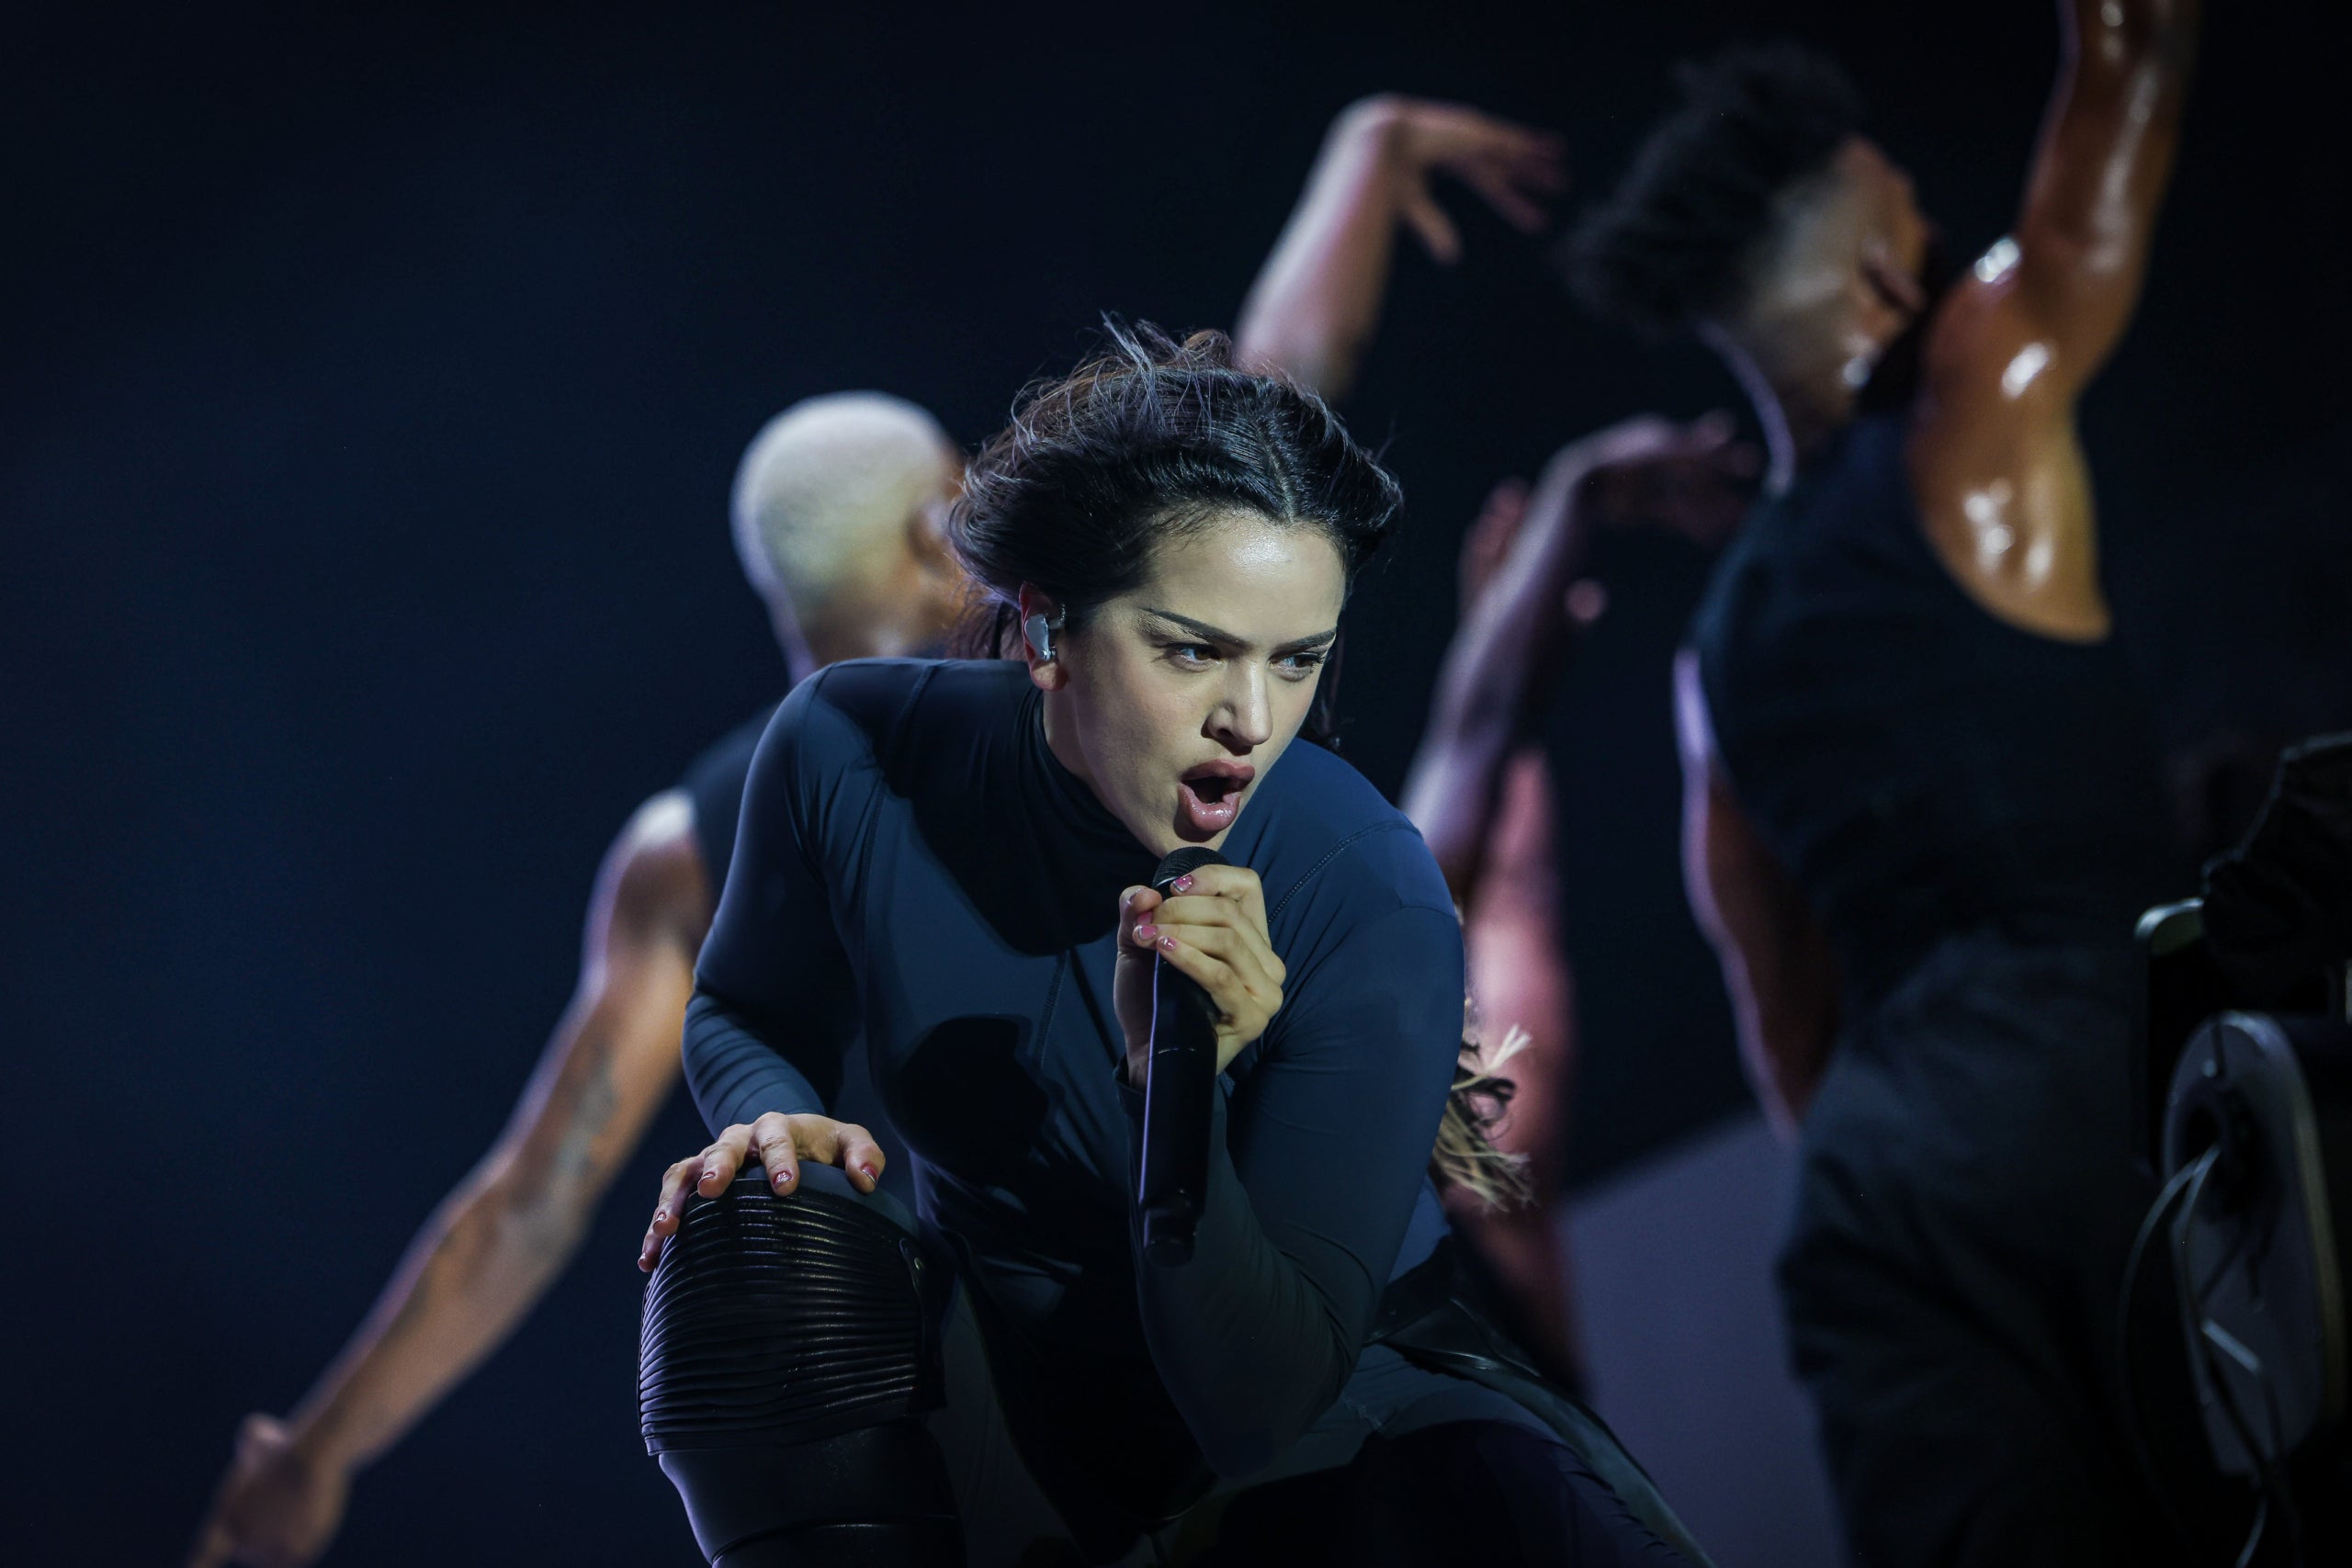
left=190, top=394, right=965, bottom=1568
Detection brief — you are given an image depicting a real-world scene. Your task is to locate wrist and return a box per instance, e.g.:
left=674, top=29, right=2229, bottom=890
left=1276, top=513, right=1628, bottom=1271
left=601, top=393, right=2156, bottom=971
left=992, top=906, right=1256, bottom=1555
left=1536, top=445, right=1604, bottom=498
left=1329, top=95, right=1408, bottom=162
left=282, top=1407, right=363, bottom=1480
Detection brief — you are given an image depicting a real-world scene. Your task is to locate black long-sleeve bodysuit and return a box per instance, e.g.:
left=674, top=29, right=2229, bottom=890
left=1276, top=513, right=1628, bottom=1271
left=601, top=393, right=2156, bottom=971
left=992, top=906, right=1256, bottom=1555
left=676, top=658, right=1692, bottom=1564
left=689, top=653, right=1460, bottom=1489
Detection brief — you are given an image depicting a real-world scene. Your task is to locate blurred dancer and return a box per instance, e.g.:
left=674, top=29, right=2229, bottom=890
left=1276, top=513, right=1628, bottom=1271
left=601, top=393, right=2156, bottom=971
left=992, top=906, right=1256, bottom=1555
left=1235, top=94, right=1612, bottom=1377
left=1566, top=4, right=2204, bottom=1562
left=1400, top=422, right=1748, bottom=1382
left=1238, top=94, right=1754, bottom=1385
left=188, top=394, right=964, bottom=1568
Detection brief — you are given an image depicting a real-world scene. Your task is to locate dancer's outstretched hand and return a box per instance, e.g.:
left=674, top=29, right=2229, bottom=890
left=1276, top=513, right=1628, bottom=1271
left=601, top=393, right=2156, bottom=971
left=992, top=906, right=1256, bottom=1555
left=1554, top=412, right=1758, bottom=550
left=187, top=1413, right=348, bottom=1568
left=1114, top=863, right=1286, bottom=1087
left=1342, top=95, right=1567, bottom=265
left=639, top=1112, right=888, bottom=1269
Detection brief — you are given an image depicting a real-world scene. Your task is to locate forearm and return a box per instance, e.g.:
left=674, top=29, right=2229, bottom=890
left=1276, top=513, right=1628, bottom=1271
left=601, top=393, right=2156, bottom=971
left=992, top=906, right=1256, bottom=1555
left=1124, top=904, right=1460, bottom=1475
left=1677, top=668, right=1838, bottom=1134
left=282, top=1151, right=596, bottom=1473
left=2051, top=0, right=2196, bottom=228
left=284, top=973, right=690, bottom=1472
left=2067, top=0, right=2198, bottom=66
left=1234, top=99, right=1412, bottom=401
left=683, top=987, right=831, bottom=1134
left=1690, top=831, right=1839, bottom=1130
left=2012, top=0, right=2197, bottom=344
left=1125, top=1092, right=1357, bottom=1477
left=1403, top=746, right=1510, bottom=900
left=1403, top=460, right=1594, bottom=894
left=1715, top=943, right=1837, bottom=1133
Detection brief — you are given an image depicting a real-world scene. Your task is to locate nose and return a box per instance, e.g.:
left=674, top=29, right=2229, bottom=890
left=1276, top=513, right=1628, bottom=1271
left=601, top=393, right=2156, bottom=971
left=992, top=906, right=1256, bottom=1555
left=1209, top=662, right=1272, bottom=753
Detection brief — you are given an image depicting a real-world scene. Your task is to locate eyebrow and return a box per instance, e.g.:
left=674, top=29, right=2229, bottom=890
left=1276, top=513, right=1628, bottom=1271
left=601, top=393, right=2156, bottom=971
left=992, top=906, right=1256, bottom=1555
left=1140, top=606, right=1340, bottom=655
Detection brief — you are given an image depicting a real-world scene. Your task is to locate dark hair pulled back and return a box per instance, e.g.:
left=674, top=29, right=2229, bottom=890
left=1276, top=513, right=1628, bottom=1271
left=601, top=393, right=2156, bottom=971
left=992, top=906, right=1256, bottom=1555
left=948, top=321, right=1403, bottom=660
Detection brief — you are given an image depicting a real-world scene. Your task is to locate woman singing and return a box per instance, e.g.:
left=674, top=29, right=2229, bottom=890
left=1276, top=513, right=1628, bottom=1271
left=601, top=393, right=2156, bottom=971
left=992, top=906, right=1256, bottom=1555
left=632, top=326, right=1699, bottom=1567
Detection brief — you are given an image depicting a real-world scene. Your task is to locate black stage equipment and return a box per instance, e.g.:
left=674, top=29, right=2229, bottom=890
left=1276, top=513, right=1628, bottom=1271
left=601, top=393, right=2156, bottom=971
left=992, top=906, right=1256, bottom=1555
left=2132, top=734, right=2352, bottom=1564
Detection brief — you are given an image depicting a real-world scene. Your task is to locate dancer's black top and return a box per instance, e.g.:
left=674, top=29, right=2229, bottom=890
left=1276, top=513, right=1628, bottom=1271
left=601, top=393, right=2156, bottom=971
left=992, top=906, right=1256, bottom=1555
left=684, top=657, right=1464, bottom=1489
left=1687, top=413, right=2177, bottom=1003
left=680, top=704, right=775, bottom=885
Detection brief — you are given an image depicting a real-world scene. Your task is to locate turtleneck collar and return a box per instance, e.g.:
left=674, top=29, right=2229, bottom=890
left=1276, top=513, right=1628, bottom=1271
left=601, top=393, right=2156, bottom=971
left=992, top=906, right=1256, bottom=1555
left=1009, top=679, right=1159, bottom=949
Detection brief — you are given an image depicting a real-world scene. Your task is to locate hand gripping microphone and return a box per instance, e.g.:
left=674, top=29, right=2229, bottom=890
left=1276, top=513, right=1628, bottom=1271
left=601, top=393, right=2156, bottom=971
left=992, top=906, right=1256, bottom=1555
left=1137, top=846, right=1228, bottom=1265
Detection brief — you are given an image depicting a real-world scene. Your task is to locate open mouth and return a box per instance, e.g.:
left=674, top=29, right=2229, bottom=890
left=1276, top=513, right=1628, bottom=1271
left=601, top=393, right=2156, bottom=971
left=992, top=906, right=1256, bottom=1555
left=1175, top=762, right=1255, bottom=839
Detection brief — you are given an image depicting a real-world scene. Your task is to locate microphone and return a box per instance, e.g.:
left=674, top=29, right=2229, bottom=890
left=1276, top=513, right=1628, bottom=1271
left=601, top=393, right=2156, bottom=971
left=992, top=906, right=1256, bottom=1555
left=1137, top=846, right=1228, bottom=1266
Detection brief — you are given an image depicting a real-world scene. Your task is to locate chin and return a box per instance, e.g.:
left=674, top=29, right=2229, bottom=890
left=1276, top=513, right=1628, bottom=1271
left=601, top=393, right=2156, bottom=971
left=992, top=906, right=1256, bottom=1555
left=1163, top=787, right=1251, bottom=851
left=1858, top=236, right=1957, bottom=415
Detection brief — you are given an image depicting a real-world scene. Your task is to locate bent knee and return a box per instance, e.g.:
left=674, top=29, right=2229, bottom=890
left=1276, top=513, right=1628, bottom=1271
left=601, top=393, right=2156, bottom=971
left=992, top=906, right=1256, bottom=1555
left=640, top=1166, right=943, bottom=1452
left=641, top=1170, right=960, bottom=1564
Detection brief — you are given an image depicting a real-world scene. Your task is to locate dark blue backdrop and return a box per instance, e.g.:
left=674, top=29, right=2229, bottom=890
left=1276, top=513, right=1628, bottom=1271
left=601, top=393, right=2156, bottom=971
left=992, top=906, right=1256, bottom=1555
left=6, top=2, right=2344, bottom=1562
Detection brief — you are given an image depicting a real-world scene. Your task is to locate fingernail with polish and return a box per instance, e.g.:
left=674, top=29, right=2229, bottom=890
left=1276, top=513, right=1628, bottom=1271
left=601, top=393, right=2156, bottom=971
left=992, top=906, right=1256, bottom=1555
left=1135, top=923, right=1158, bottom=942
left=1171, top=874, right=1193, bottom=892
left=1159, top=933, right=1178, bottom=952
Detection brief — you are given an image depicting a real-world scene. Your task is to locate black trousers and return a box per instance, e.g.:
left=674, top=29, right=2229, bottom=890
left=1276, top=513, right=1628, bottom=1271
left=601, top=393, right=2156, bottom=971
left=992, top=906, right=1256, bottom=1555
left=643, top=1164, right=1700, bottom=1568
left=1781, top=934, right=2245, bottom=1566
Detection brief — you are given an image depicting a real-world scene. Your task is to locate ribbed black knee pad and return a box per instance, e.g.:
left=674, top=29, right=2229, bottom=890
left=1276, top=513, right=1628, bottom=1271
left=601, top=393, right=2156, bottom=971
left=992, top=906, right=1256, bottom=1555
left=641, top=1170, right=960, bottom=1566
left=641, top=1168, right=946, bottom=1450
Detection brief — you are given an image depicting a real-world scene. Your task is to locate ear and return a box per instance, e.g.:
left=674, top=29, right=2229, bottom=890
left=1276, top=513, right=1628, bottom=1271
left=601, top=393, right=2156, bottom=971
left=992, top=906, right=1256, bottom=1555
left=1857, top=238, right=1927, bottom=338
left=901, top=496, right=965, bottom=643
left=1862, top=242, right=1928, bottom=315
left=906, top=490, right=956, bottom=577
left=1015, top=581, right=1068, bottom=692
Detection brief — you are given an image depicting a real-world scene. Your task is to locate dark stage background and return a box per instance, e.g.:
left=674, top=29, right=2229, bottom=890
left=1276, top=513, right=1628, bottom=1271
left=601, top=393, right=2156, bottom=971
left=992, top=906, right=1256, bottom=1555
left=6, top=2, right=2345, bottom=1562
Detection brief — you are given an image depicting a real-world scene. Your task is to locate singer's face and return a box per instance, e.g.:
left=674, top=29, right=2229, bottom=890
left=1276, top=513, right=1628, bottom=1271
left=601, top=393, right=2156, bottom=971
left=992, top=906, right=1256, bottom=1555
left=1043, top=510, right=1345, bottom=857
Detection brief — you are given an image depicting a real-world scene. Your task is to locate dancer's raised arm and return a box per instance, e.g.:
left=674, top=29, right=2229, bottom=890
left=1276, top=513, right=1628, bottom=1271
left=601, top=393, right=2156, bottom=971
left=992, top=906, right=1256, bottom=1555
left=1406, top=416, right=1749, bottom=901
left=1915, top=0, right=2199, bottom=635
left=1957, top=0, right=2199, bottom=391
left=1236, top=96, right=1562, bottom=401
left=191, top=798, right=707, bottom=1568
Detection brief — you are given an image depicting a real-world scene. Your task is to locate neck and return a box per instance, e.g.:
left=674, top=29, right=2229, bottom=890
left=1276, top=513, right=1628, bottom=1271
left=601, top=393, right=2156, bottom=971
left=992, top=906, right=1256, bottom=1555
left=798, top=621, right=871, bottom=674
left=1038, top=685, right=1095, bottom=796
left=1036, top=684, right=1202, bottom=857
left=1702, top=321, right=1849, bottom=497
left=786, top=594, right=916, bottom=680
left=764, top=603, right=818, bottom=686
